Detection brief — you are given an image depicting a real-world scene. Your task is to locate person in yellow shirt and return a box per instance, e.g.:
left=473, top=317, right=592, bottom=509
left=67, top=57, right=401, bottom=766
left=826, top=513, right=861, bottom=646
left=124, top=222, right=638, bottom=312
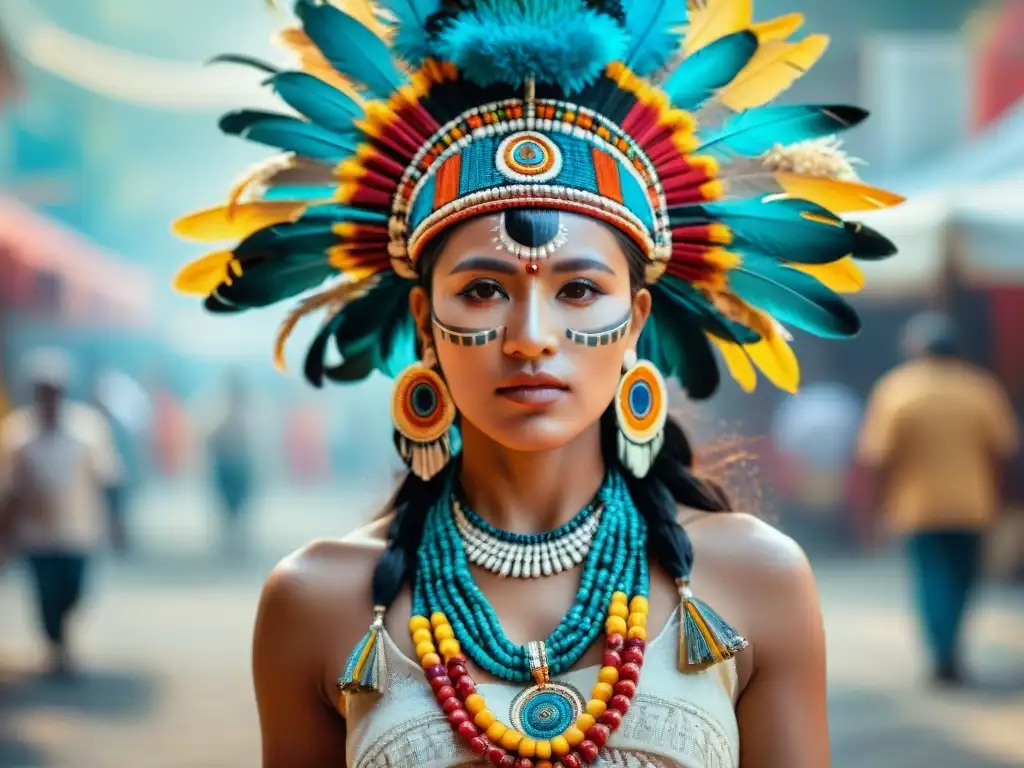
left=858, top=312, right=1020, bottom=685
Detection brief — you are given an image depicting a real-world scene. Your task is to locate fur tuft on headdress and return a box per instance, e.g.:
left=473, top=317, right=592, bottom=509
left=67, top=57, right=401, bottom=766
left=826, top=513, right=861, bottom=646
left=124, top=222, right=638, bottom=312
left=427, top=0, right=630, bottom=90
left=761, top=136, right=862, bottom=181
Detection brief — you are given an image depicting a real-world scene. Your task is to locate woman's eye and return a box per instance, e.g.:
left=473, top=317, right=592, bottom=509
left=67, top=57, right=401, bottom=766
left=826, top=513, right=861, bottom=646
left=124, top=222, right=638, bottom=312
left=459, top=279, right=508, bottom=302
left=557, top=279, right=603, bottom=302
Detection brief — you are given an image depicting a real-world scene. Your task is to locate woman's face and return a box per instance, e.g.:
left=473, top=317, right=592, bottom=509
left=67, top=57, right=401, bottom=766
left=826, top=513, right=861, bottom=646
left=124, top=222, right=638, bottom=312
left=409, top=212, right=651, bottom=453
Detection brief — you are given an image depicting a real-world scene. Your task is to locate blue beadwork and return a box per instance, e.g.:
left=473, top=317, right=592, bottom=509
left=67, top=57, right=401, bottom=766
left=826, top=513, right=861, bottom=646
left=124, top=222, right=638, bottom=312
left=413, top=470, right=649, bottom=683
left=628, top=380, right=653, bottom=419
left=515, top=688, right=577, bottom=738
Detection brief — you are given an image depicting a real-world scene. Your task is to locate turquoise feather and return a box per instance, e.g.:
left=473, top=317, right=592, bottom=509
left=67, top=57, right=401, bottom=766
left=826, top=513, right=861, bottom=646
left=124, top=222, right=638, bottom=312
left=699, top=105, right=868, bottom=157
left=377, top=0, right=443, bottom=65
left=728, top=257, right=860, bottom=338
left=220, top=111, right=359, bottom=163
left=294, top=0, right=407, bottom=98
left=262, top=185, right=338, bottom=202
left=265, top=72, right=364, bottom=132
left=432, top=0, right=629, bottom=91
left=621, top=0, right=689, bottom=76
left=662, top=31, right=758, bottom=110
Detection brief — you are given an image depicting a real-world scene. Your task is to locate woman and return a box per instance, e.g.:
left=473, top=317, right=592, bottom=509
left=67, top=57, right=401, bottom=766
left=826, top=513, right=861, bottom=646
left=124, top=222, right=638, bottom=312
left=174, top=1, right=902, bottom=765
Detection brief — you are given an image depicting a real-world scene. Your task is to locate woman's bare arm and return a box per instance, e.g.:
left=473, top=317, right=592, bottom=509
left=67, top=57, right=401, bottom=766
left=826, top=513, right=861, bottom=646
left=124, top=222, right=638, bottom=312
left=734, top=528, right=829, bottom=767
left=253, top=547, right=353, bottom=767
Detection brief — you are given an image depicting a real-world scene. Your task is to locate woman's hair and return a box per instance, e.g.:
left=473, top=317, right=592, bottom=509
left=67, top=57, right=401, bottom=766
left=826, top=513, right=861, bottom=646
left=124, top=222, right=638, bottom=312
left=371, top=209, right=730, bottom=609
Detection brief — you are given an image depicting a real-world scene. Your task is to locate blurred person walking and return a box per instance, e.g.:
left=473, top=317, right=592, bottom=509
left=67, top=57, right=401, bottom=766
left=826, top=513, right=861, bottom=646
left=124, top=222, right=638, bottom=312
left=0, top=348, right=123, bottom=677
left=858, top=312, right=1020, bottom=686
left=207, top=372, right=255, bottom=556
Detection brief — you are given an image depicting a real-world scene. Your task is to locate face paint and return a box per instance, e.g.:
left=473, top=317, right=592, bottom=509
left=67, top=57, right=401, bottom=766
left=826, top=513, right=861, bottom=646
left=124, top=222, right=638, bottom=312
left=432, top=313, right=504, bottom=347
left=565, top=309, right=632, bottom=347
left=493, top=215, right=569, bottom=260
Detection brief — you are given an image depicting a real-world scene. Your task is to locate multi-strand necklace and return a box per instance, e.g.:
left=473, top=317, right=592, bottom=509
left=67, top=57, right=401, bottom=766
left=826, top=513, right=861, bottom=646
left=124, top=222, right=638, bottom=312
left=410, top=471, right=650, bottom=768
left=452, top=493, right=603, bottom=578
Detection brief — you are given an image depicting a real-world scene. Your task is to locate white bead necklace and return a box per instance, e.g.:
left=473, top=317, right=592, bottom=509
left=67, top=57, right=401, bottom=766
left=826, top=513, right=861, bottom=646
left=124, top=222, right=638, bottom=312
left=452, top=499, right=603, bottom=579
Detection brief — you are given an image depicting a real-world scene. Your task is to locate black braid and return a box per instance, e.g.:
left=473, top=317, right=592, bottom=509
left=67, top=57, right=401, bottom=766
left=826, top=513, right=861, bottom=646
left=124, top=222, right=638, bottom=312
left=368, top=212, right=729, bottom=610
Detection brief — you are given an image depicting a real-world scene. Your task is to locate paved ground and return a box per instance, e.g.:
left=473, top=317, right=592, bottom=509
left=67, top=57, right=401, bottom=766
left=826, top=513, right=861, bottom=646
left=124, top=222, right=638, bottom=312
left=1, top=483, right=1022, bottom=767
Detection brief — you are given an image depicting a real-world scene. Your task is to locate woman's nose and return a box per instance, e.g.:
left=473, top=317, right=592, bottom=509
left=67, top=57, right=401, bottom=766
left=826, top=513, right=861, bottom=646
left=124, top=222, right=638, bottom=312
left=502, top=281, right=560, bottom=360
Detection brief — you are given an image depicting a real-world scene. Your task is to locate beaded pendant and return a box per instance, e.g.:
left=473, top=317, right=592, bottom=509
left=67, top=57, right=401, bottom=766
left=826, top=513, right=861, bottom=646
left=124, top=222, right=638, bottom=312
left=411, top=591, right=650, bottom=768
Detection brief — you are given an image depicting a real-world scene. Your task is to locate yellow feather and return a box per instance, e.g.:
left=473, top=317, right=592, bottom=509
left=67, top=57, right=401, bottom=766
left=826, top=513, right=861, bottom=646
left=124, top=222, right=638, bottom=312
left=173, top=251, right=235, bottom=296
left=749, top=13, right=804, bottom=42
left=718, top=35, right=829, bottom=111
left=774, top=172, right=906, bottom=213
left=710, top=335, right=757, bottom=392
left=789, top=256, right=865, bottom=294
left=685, top=0, right=753, bottom=55
left=745, top=323, right=800, bottom=393
left=172, top=202, right=309, bottom=243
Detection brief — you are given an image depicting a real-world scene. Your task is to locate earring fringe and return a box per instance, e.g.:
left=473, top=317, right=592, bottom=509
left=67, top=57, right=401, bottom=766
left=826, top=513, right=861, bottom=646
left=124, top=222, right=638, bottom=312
left=677, top=579, right=747, bottom=673
left=339, top=606, right=388, bottom=694
left=397, top=433, right=452, bottom=481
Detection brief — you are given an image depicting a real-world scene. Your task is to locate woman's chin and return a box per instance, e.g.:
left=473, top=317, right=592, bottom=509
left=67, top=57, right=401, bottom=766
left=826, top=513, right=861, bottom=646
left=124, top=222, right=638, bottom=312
left=475, top=414, right=592, bottom=454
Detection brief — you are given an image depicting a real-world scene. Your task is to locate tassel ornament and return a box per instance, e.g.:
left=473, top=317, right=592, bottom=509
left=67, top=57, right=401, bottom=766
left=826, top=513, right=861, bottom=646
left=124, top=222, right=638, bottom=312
left=677, top=579, right=748, bottom=672
left=339, top=605, right=387, bottom=694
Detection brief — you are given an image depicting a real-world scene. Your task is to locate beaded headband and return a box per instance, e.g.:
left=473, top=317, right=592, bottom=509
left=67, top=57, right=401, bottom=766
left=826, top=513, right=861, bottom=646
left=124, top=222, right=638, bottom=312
left=173, top=0, right=904, bottom=399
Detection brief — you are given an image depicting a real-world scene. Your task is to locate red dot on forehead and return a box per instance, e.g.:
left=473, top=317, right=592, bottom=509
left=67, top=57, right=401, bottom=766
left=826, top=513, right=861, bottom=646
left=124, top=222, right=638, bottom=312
left=525, top=263, right=540, bottom=275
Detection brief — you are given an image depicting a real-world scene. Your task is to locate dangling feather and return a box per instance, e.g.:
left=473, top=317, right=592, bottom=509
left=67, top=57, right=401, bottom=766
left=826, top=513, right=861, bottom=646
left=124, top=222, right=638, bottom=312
left=727, top=256, right=860, bottom=338
left=274, top=278, right=377, bottom=370
left=207, top=53, right=281, bottom=75
left=744, top=322, right=799, bottom=393
left=220, top=111, right=359, bottom=163
left=376, top=0, right=444, bottom=65
left=662, top=31, right=758, bottom=111
left=711, top=35, right=829, bottom=113
left=174, top=201, right=309, bottom=243
left=174, top=250, right=236, bottom=297
left=621, top=0, right=690, bottom=77
left=750, top=12, right=803, bottom=42
left=699, top=104, right=866, bottom=157
left=265, top=71, right=365, bottom=131
left=684, top=0, right=752, bottom=56
left=431, top=0, right=629, bottom=91
left=773, top=173, right=906, bottom=213
left=709, top=336, right=756, bottom=392
left=295, top=0, right=407, bottom=98
left=790, top=256, right=864, bottom=294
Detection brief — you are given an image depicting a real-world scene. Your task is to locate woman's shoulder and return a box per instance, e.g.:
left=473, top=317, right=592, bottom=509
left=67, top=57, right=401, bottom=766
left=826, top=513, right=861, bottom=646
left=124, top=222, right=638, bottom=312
left=682, top=511, right=817, bottom=609
left=256, top=516, right=395, bottom=654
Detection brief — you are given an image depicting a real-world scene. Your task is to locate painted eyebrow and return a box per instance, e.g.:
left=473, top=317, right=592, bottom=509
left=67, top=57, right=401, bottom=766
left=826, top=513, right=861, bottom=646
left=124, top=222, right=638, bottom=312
left=448, top=256, right=519, bottom=275
left=551, top=257, right=617, bottom=276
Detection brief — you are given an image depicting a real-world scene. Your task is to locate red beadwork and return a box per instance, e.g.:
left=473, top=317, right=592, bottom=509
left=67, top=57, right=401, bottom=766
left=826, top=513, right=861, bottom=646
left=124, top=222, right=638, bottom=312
left=448, top=662, right=469, bottom=680
left=469, top=737, right=488, bottom=755
left=442, top=697, right=462, bottom=714
left=448, top=709, right=470, bottom=726
left=605, top=634, right=625, bottom=653
left=455, top=677, right=476, bottom=698
left=562, top=753, right=582, bottom=768
left=514, top=759, right=534, bottom=768
left=426, top=664, right=447, bottom=679
left=622, top=647, right=644, bottom=666
left=499, top=756, right=516, bottom=768
left=430, top=675, right=452, bottom=693
left=598, top=708, right=623, bottom=730
left=623, top=638, right=645, bottom=652
left=448, top=653, right=467, bottom=666
left=577, top=740, right=601, bottom=764
left=435, top=685, right=456, bottom=702
left=609, top=694, right=631, bottom=714
left=457, top=721, right=479, bottom=740
left=618, top=662, right=640, bottom=683
left=487, top=745, right=508, bottom=765
left=586, top=724, right=610, bottom=748
left=601, top=651, right=622, bottom=668
left=525, top=263, right=540, bottom=275
left=613, top=679, right=636, bottom=698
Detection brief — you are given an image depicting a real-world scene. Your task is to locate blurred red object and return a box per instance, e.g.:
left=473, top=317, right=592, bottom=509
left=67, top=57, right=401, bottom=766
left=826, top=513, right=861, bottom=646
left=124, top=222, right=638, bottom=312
left=973, top=0, right=1024, bottom=131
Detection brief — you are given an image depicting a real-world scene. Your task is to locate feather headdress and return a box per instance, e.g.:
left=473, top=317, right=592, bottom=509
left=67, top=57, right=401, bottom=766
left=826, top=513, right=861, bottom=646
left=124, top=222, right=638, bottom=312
left=174, top=0, right=903, bottom=396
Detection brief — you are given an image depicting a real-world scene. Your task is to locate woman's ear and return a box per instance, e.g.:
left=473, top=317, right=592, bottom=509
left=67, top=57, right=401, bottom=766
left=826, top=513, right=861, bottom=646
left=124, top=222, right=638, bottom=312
left=627, top=288, right=652, bottom=349
left=409, top=285, right=433, bottom=350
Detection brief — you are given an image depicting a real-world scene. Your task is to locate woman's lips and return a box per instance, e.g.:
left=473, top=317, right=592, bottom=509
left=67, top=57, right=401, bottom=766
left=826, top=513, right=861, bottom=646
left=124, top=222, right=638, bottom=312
left=496, top=373, right=569, bottom=406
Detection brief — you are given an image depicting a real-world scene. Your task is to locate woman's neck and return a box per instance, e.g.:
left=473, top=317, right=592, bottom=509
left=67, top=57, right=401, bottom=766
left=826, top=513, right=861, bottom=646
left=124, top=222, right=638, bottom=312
left=457, top=421, right=606, bottom=535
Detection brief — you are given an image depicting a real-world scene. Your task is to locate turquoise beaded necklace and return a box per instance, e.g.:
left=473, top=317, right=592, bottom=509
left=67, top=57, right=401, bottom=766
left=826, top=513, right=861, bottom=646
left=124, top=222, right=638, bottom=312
left=413, top=470, right=649, bottom=683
